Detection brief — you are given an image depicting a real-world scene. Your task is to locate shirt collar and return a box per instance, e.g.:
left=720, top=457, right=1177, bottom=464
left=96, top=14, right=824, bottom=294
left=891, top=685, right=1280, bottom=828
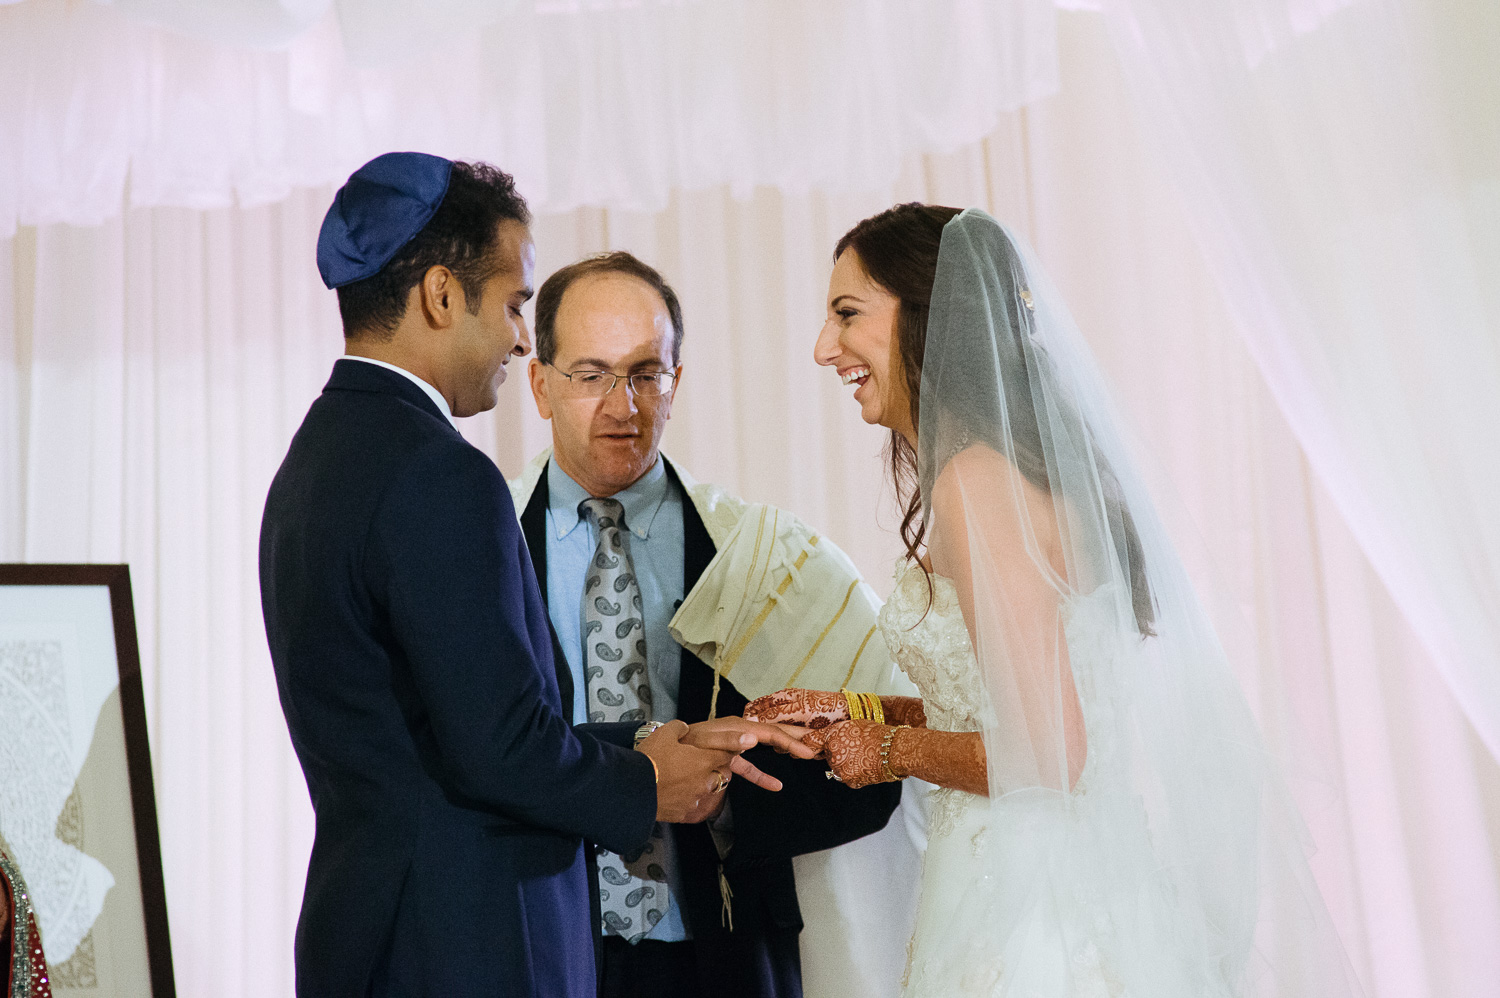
left=342, top=355, right=457, bottom=429
left=548, top=456, right=670, bottom=542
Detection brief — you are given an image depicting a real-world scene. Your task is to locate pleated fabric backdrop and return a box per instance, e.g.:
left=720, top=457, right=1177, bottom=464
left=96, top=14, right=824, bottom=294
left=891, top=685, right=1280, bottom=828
left=1, top=13, right=1497, bottom=998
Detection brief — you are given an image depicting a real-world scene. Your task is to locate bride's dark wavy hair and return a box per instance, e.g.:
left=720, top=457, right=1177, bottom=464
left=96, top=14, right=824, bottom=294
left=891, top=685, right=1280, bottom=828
left=834, top=203, right=1155, bottom=636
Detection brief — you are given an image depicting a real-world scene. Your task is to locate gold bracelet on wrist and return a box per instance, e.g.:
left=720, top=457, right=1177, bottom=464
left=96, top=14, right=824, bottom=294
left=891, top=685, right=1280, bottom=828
left=842, top=688, right=865, bottom=721
left=880, top=724, right=911, bottom=782
left=862, top=693, right=885, bottom=725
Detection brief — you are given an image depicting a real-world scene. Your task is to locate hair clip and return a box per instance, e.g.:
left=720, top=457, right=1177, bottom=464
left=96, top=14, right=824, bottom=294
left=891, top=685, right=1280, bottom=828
left=1019, top=289, right=1035, bottom=311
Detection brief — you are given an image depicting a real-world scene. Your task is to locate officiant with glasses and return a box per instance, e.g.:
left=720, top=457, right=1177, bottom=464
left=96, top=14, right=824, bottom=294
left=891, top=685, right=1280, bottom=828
left=513, top=251, right=904, bottom=998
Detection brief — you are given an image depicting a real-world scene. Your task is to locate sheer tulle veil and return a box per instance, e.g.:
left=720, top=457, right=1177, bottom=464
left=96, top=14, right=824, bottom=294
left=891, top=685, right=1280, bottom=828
left=913, top=208, right=1360, bottom=996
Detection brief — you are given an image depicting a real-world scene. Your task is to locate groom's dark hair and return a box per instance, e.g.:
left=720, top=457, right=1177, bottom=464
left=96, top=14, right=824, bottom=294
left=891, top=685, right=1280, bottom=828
left=534, top=252, right=685, bottom=366
left=337, top=161, right=532, bottom=340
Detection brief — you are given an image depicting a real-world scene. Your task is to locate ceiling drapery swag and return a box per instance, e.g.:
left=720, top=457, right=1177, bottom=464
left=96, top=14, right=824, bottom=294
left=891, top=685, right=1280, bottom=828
left=0, top=0, right=1059, bottom=237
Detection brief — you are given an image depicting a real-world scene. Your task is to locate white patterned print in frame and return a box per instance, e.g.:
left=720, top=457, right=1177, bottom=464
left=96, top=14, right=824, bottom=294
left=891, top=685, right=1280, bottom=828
left=0, top=580, right=159, bottom=997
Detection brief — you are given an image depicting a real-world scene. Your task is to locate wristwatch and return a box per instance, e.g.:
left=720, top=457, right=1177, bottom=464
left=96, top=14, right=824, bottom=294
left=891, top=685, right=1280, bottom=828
left=634, top=720, right=666, bottom=747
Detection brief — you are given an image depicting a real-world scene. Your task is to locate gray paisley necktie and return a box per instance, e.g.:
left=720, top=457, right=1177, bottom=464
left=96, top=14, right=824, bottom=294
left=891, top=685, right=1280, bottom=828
left=580, top=497, right=671, bottom=943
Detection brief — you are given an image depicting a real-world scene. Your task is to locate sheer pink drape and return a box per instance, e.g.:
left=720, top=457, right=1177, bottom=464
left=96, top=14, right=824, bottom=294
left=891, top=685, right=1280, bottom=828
left=1101, top=0, right=1500, bottom=762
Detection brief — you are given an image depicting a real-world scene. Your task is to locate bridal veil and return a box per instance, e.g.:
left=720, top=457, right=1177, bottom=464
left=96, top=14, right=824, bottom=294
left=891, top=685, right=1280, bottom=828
left=913, top=208, right=1361, bottom=996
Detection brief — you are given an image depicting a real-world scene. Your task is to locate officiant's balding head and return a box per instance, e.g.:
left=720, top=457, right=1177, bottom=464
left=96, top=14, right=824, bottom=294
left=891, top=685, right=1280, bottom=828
left=528, top=252, right=685, bottom=498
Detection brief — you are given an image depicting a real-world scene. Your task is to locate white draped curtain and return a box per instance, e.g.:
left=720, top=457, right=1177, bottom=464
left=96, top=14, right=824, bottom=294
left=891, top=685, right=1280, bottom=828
left=0, top=0, right=1056, bottom=232
left=1101, top=0, right=1500, bottom=761
left=2, top=3, right=1498, bottom=998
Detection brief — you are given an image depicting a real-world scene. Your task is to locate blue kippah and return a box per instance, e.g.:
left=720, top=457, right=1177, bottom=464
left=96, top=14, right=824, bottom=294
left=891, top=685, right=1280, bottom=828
left=316, top=152, right=454, bottom=289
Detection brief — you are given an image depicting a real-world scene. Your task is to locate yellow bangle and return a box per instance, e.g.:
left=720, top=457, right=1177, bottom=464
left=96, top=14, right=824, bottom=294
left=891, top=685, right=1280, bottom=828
left=842, top=688, right=864, bottom=721
left=862, top=693, right=885, bottom=725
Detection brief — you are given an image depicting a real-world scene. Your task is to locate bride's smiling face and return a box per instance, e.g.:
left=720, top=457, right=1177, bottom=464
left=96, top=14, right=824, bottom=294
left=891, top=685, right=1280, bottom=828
left=815, top=249, right=916, bottom=441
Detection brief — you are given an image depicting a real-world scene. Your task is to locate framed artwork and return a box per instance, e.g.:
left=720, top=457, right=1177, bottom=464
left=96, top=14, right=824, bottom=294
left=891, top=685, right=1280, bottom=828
left=0, top=565, right=175, bottom=998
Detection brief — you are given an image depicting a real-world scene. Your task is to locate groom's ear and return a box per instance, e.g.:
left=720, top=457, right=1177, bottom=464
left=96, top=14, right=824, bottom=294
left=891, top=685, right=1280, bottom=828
left=528, top=358, right=553, bottom=420
left=417, top=265, right=460, bottom=330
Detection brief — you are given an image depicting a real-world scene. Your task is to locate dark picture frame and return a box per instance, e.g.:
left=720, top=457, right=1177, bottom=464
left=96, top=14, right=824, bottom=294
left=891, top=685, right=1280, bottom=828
left=0, top=565, right=175, bottom=998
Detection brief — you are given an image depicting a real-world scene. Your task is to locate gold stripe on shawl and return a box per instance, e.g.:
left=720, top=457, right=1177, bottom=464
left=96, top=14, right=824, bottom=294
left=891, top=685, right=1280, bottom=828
left=786, top=578, right=861, bottom=687
left=718, top=534, right=820, bottom=676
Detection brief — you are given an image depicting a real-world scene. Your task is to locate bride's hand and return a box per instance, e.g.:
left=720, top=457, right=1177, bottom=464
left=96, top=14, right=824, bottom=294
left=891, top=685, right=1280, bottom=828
left=744, top=688, right=848, bottom=728
left=801, top=719, right=891, bottom=789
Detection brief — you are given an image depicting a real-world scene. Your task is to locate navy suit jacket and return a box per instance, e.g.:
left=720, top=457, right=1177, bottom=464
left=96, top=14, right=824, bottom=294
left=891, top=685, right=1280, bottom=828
left=522, top=460, right=903, bottom=998
left=260, top=359, right=657, bottom=998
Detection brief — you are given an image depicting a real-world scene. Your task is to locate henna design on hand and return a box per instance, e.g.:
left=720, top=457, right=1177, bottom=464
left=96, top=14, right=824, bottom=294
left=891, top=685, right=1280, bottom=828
left=880, top=695, right=929, bottom=728
left=801, top=719, right=890, bottom=789
left=744, top=688, right=848, bottom=728
left=800, top=721, right=989, bottom=795
left=888, top=727, right=989, bottom=797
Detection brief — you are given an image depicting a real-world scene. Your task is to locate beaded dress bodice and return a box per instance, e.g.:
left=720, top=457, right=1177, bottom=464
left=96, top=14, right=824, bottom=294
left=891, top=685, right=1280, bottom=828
left=877, top=561, right=988, bottom=735
left=877, top=560, right=1131, bottom=822
left=880, top=560, right=1143, bottom=996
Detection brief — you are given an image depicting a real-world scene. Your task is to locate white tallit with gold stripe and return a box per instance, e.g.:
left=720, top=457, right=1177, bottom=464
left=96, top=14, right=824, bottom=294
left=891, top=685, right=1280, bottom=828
left=509, top=448, right=914, bottom=703
left=671, top=502, right=910, bottom=710
left=510, top=448, right=924, bottom=998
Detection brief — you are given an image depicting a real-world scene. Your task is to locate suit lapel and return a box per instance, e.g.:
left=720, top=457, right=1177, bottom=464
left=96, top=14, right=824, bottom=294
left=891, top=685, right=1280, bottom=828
left=665, top=460, right=726, bottom=723
left=520, top=463, right=576, bottom=716
left=524, top=455, right=727, bottom=724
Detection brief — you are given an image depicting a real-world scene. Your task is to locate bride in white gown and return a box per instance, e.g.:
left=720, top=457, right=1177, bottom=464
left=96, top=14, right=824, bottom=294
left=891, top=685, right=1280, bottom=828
left=748, top=206, right=1361, bottom=997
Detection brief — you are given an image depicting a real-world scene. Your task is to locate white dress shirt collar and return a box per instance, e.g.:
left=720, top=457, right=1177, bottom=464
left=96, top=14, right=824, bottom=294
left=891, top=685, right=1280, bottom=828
left=343, top=355, right=457, bottom=429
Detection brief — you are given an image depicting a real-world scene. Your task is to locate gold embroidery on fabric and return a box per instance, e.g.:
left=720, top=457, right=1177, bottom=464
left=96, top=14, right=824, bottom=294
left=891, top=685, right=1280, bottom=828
left=1, top=847, right=39, bottom=998
left=786, top=579, right=860, bottom=687
left=752, top=510, right=780, bottom=601
left=838, top=625, right=879, bottom=690
left=740, top=507, right=770, bottom=608
left=718, top=536, right=819, bottom=675
left=712, top=509, right=782, bottom=718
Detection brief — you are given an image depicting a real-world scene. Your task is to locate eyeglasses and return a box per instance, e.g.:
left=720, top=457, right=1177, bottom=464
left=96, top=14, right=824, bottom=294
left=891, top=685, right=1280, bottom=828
left=548, top=365, right=678, bottom=399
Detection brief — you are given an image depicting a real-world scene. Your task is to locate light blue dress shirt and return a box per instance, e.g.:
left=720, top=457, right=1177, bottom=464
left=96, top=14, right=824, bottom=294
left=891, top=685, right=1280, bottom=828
left=544, top=456, right=690, bottom=941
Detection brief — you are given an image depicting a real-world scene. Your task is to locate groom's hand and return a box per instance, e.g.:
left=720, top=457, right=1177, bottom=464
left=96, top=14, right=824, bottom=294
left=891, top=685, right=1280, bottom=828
left=639, top=720, right=732, bottom=823
left=639, top=719, right=816, bottom=822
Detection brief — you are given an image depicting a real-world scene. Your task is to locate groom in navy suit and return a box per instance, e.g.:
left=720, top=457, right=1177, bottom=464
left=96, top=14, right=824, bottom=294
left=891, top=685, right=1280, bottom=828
left=260, top=153, right=809, bottom=998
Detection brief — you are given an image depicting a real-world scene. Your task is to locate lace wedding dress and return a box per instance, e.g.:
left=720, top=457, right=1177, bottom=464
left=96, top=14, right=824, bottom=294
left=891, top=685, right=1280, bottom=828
left=857, top=210, right=1355, bottom=998
left=879, top=560, right=1207, bottom=998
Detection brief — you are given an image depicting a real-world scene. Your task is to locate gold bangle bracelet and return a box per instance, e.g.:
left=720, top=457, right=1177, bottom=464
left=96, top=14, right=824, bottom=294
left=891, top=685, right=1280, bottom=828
left=863, top=692, right=885, bottom=725
left=880, top=724, right=911, bottom=782
left=842, top=688, right=865, bottom=721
